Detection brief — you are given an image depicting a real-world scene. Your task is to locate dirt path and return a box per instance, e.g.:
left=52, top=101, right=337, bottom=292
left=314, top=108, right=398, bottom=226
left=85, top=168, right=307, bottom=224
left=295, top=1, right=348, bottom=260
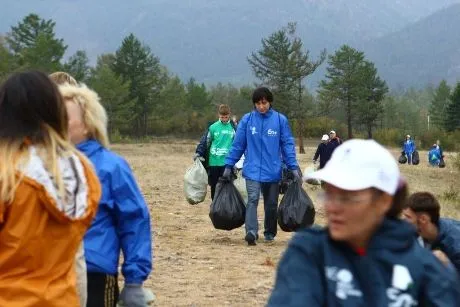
left=112, top=142, right=459, bottom=306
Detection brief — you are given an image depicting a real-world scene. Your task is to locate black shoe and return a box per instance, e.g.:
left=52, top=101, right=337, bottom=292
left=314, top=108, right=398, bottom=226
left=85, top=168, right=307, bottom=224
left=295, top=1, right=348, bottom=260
left=245, top=232, right=257, bottom=246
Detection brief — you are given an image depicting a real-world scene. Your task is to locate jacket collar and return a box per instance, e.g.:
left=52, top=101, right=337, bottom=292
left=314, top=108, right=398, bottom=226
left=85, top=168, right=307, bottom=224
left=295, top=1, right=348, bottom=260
left=76, top=139, right=103, bottom=157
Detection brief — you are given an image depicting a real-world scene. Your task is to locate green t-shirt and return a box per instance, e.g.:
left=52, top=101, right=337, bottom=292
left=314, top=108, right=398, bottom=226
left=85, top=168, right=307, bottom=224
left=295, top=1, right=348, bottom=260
left=207, top=120, right=235, bottom=166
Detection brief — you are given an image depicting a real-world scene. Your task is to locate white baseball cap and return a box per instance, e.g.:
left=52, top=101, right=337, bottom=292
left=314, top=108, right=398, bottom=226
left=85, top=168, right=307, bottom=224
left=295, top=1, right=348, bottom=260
left=306, top=139, right=401, bottom=195
left=329, top=130, right=336, bottom=134
left=321, top=134, right=329, bottom=141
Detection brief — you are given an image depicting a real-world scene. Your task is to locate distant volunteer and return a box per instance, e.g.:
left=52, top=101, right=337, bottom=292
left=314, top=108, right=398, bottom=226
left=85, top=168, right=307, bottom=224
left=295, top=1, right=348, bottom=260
left=313, top=134, right=330, bottom=169
left=268, top=139, right=460, bottom=306
left=403, top=134, right=416, bottom=165
left=194, top=104, right=236, bottom=200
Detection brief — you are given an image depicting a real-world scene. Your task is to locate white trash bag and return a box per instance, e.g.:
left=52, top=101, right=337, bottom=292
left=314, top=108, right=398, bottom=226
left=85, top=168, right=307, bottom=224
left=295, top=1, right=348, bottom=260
left=184, top=159, right=208, bottom=204
left=303, top=165, right=321, bottom=185
left=233, top=170, right=248, bottom=205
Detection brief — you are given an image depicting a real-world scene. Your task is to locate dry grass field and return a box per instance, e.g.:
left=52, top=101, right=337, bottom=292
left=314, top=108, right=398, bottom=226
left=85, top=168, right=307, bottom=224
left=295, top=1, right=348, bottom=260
left=111, top=140, right=460, bottom=307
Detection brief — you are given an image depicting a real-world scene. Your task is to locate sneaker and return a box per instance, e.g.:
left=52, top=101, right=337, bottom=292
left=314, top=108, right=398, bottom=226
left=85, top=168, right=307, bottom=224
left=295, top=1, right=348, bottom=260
left=245, top=232, right=257, bottom=246
left=264, top=234, right=275, bottom=242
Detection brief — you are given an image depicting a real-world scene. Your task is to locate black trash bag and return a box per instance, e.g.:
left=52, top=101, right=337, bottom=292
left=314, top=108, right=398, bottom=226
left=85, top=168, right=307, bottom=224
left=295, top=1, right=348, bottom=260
left=209, top=177, right=246, bottom=231
left=439, top=158, right=446, bottom=168
left=279, top=168, right=302, bottom=194
left=412, top=150, right=420, bottom=165
left=277, top=180, right=315, bottom=232
left=398, top=152, right=407, bottom=164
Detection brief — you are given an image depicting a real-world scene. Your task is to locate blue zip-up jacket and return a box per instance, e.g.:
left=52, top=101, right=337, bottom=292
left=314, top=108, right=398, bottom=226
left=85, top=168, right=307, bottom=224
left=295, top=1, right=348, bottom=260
left=77, top=140, right=152, bottom=284
left=268, top=218, right=460, bottom=306
left=403, top=139, right=416, bottom=154
left=224, top=109, right=297, bottom=183
left=428, top=147, right=442, bottom=165
left=432, top=218, right=460, bottom=275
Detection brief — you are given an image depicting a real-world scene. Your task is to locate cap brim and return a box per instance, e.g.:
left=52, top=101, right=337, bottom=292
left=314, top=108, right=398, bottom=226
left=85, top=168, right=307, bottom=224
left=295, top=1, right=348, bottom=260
left=306, top=168, right=372, bottom=191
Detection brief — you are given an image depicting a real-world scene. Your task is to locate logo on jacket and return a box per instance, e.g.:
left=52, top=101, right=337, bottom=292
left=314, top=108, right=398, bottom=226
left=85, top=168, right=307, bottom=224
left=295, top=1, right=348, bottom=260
left=387, top=265, right=417, bottom=307
left=326, top=267, right=363, bottom=300
left=250, top=126, right=257, bottom=135
left=267, top=129, right=278, bottom=136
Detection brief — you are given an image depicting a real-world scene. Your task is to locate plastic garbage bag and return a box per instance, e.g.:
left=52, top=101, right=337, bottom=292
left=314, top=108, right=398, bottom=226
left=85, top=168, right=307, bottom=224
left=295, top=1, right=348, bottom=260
left=277, top=180, right=315, bottom=232
left=209, top=178, right=246, bottom=230
left=398, top=152, right=407, bottom=164
left=412, top=150, right=420, bottom=165
left=233, top=170, right=248, bottom=205
left=303, top=165, right=321, bottom=185
left=184, top=159, right=208, bottom=204
left=439, top=158, right=446, bottom=168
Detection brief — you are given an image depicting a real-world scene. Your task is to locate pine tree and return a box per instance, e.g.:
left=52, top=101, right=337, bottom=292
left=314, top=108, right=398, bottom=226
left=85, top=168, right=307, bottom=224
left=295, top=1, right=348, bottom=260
left=429, top=80, right=450, bottom=130
left=444, top=82, right=460, bottom=132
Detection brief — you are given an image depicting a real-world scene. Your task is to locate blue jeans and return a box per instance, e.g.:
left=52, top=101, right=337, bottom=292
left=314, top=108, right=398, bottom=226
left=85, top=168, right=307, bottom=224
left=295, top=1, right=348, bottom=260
left=405, top=152, right=412, bottom=164
left=245, top=179, right=279, bottom=238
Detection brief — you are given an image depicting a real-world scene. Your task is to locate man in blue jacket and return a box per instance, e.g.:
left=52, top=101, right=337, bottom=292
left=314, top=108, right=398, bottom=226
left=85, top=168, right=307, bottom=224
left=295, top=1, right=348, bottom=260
left=405, top=192, right=460, bottom=274
left=223, top=87, right=300, bottom=245
left=403, top=134, right=416, bottom=165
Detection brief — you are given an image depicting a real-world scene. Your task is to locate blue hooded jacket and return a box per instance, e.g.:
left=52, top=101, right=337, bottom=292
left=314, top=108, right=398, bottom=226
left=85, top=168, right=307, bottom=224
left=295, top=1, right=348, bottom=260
left=77, top=140, right=152, bottom=284
left=224, top=109, right=297, bottom=183
left=428, top=147, right=442, bottom=165
left=432, top=218, right=460, bottom=274
left=268, top=218, right=460, bottom=306
left=403, top=139, right=416, bottom=154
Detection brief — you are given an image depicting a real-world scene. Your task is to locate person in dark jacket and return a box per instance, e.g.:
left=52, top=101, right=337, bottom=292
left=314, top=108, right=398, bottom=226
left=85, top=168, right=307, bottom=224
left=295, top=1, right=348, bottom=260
left=268, top=139, right=460, bottom=306
left=223, top=87, right=300, bottom=245
left=405, top=192, right=460, bottom=274
left=326, top=130, right=342, bottom=158
left=61, top=83, right=152, bottom=307
left=313, top=134, right=330, bottom=169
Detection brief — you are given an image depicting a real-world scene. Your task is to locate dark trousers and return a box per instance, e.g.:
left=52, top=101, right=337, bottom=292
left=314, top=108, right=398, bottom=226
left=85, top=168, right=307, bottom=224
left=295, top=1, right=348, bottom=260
left=208, top=166, right=226, bottom=200
left=87, top=272, right=119, bottom=307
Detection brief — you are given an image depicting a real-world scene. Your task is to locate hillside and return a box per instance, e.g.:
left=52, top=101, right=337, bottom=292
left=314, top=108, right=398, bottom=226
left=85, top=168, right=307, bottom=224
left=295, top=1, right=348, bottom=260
left=0, top=0, right=459, bottom=88
left=364, top=3, right=460, bottom=88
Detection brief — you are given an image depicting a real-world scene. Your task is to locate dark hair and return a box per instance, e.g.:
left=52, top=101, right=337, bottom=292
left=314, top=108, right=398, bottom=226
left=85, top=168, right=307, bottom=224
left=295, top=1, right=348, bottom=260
left=385, top=182, right=408, bottom=219
left=405, top=192, right=440, bottom=225
left=252, top=87, right=273, bottom=104
left=0, top=71, right=68, bottom=143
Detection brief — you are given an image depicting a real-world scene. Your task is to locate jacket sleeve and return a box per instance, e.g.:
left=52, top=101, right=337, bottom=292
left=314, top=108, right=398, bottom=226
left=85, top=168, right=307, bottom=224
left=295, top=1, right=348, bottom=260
left=195, top=129, right=209, bottom=157
left=224, top=114, right=249, bottom=167
left=438, top=229, right=460, bottom=274
left=313, top=144, right=321, bottom=161
left=267, top=231, right=325, bottom=307
left=112, top=158, right=152, bottom=284
left=280, top=115, right=298, bottom=170
left=421, top=252, right=460, bottom=305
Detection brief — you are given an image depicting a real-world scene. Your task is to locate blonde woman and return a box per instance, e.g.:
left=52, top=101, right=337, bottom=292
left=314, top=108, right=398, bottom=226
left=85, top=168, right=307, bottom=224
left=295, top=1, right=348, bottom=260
left=49, top=71, right=88, bottom=307
left=59, top=83, right=152, bottom=307
left=0, top=71, right=101, bottom=306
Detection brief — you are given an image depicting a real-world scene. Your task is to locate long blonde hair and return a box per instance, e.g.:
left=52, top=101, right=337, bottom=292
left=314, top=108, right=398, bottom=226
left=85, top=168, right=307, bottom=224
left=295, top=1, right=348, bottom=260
left=0, top=71, right=86, bottom=203
left=59, top=83, right=110, bottom=148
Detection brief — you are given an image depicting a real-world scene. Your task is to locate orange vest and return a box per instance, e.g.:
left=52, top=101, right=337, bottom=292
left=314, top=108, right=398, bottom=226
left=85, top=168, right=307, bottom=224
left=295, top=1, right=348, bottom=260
left=0, top=151, right=101, bottom=307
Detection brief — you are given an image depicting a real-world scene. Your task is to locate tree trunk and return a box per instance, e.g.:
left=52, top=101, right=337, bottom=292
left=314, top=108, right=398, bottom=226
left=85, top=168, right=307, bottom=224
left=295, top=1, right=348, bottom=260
left=297, top=79, right=305, bottom=154
left=298, top=121, right=305, bottom=154
left=367, top=124, right=373, bottom=139
left=347, top=99, right=353, bottom=139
